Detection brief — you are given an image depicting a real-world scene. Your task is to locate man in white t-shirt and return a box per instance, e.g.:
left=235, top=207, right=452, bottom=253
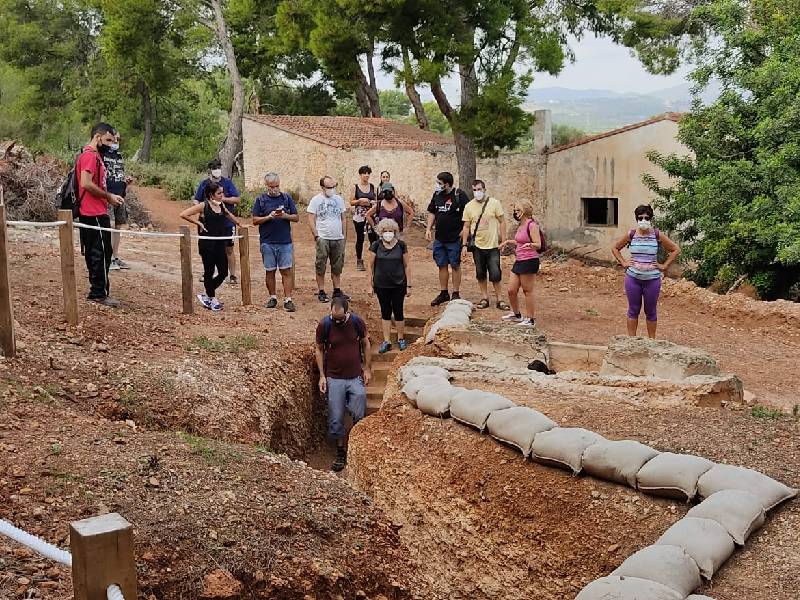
left=307, top=175, right=349, bottom=302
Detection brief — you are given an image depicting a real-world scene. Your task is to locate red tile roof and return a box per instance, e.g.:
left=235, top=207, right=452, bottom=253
left=244, top=115, right=454, bottom=151
left=547, top=112, right=683, bottom=154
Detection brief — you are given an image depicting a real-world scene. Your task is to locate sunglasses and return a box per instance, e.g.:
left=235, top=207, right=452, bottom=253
left=324, top=185, right=337, bottom=190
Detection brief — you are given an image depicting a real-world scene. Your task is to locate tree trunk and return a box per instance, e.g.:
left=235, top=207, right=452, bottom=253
left=354, top=78, right=372, bottom=116
left=456, top=31, right=479, bottom=194
left=210, top=0, right=244, bottom=178
left=355, top=66, right=380, bottom=117
left=402, top=46, right=429, bottom=130
left=365, top=38, right=381, bottom=117
left=140, top=83, right=153, bottom=163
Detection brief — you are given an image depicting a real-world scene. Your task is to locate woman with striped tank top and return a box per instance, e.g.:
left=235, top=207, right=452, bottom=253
left=611, top=204, right=680, bottom=338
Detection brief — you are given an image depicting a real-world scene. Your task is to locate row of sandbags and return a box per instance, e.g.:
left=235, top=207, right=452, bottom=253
left=424, top=299, right=474, bottom=344
left=398, top=362, right=797, bottom=600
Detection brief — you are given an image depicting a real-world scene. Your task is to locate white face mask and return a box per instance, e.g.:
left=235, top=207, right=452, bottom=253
left=324, top=187, right=336, bottom=198
left=435, top=182, right=443, bottom=192
left=382, top=231, right=395, bottom=242
left=211, top=169, right=222, bottom=179
left=473, top=190, right=485, bottom=201
left=637, top=219, right=652, bottom=230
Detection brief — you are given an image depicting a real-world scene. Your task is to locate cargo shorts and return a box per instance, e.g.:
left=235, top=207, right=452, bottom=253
left=315, top=237, right=345, bottom=276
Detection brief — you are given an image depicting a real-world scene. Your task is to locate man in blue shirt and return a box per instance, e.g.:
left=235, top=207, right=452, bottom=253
left=194, top=159, right=241, bottom=285
left=251, top=172, right=299, bottom=311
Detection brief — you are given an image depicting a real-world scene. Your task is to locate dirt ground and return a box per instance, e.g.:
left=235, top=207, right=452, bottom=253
left=1, top=185, right=799, bottom=599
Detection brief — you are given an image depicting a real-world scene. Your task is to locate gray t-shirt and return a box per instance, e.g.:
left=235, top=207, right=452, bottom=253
left=307, top=193, right=347, bottom=240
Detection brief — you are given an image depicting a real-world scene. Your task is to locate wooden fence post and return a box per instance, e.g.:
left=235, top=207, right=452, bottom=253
left=70, top=513, right=137, bottom=600
left=58, top=210, right=79, bottom=326
left=179, top=226, right=193, bottom=314
left=238, top=226, right=252, bottom=306
left=0, top=200, right=16, bottom=358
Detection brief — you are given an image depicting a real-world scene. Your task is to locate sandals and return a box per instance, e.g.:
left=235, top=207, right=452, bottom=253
left=477, top=298, right=490, bottom=309
left=496, top=300, right=510, bottom=310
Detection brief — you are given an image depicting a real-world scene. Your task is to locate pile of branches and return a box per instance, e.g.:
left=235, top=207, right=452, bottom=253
left=0, top=140, right=150, bottom=227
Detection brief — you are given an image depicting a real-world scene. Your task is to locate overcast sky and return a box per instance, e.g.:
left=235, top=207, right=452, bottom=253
left=375, top=34, right=692, bottom=98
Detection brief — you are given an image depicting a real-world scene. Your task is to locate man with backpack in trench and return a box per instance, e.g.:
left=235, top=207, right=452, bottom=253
left=314, top=296, right=372, bottom=472
left=66, top=123, right=125, bottom=307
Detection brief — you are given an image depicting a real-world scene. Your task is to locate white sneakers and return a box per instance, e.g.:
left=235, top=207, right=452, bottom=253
left=197, top=293, right=223, bottom=311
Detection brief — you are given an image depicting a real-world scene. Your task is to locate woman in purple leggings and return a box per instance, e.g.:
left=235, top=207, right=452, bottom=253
left=611, top=204, right=680, bottom=338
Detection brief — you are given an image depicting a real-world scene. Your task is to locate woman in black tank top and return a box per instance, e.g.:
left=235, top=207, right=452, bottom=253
left=180, top=181, right=243, bottom=310
left=350, top=165, right=378, bottom=270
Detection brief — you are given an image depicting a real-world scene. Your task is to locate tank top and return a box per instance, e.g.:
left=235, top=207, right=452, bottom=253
left=514, top=218, right=539, bottom=261
left=626, top=228, right=661, bottom=280
left=199, top=201, right=229, bottom=248
left=353, top=183, right=376, bottom=222
left=376, top=200, right=405, bottom=231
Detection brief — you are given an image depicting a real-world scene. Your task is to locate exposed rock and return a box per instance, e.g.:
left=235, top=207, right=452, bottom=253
left=200, top=569, right=242, bottom=599
left=600, top=336, right=720, bottom=381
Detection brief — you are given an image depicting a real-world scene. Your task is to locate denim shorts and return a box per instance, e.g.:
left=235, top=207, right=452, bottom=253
left=326, top=376, right=366, bottom=439
left=260, top=242, right=293, bottom=271
left=432, top=239, right=462, bottom=268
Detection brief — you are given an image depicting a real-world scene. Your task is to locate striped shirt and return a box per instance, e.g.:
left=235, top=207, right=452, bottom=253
left=626, top=228, right=661, bottom=280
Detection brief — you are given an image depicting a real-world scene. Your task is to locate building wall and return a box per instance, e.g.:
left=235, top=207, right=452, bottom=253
left=242, top=118, right=545, bottom=218
left=544, top=120, right=690, bottom=261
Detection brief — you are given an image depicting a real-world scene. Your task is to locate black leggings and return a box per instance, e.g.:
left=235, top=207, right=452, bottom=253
left=354, top=220, right=378, bottom=260
left=200, top=241, right=229, bottom=298
left=375, top=286, right=406, bottom=321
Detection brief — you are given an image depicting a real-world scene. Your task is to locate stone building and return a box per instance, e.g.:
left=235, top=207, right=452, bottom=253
left=242, top=111, right=688, bottom=261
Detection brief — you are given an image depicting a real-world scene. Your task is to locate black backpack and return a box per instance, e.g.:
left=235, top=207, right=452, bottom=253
left=55, top=152, right=102, bottom=218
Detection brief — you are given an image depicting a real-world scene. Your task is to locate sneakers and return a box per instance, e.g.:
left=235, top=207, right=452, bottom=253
left=284, top=299, right=296, bottom=312
left=502, top=312, right=522, bottom=322
left=197, top=293, right=212, bottom=309
left=266, top=296, right=278, bottom=309
left=331, top=447, right=347, bottom=472
left=228, top=275, right=239, bottom=286
left=90, top=296, right=120, bottom=307
left=516, top=317, right=536, bottom=327
left=332, top=288, right=350, bottom=300
left=398, top=339, right=408, bottom=351
left=109, top=258, right=120, bottom=271
left=209, top=298, right=223, bottom=312
left=318, top=289, right=329, bottom=303
left=378, top=341, right=392, bottom=354
left=356, top=259, right=365, bottom=271
left=431, top=290, right=450, bottom=306
left=451, top=291, right=461, bottom=301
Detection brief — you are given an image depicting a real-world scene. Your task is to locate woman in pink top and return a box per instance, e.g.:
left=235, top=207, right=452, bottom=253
left=500, top=199, right=541, bottom=327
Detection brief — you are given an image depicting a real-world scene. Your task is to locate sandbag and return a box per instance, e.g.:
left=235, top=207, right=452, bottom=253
left=442, top=303, right=472, bottom=318
left=636, top=452, right=714, bottom=501
left=398, top=364, right=450, bottom=386
left=416, top=384, right=464, bottom=417
left=531, top=427, right=604, bottom=474
left=611, top=544, right=702, bottom=597
left=450, top=389, right=515, bottom=431
left=656, top=517, right=735, bottom=579
left=697, top=464, right=798, bottom=511
left=575, top=576, right=682, bottom=600
left=447, top=298, right=474, bottom=310
left=686, top=490, right=766, bottom=545
left=485, top=406, right=556, bottom=457
left=582, top=440, right=660, bottom=488
left=686, top=596, right=718, bottom=599
left=401, top=375, right=451, bottom=402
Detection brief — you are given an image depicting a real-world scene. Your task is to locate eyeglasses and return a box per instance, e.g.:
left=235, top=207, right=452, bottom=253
left=636, top=215, right=651, bottom=221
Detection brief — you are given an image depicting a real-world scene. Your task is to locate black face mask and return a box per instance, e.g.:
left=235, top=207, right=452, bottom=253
left=513, top=211, right=521, bottom=220
left=98, top=143, right=111, bottom=155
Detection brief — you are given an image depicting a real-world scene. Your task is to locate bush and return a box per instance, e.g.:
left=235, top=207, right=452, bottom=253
left=127, top=161, right=201, bottom=202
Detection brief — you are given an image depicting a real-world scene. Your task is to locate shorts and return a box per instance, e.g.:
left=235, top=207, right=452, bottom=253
left=107, top=202, right=128, bottom=226
left=511, top=257, right=540, bottom=275
left=315, top=238, right=345, bottom=276
left=260, top=242, right=293, bottom=271
left=326, top=376, right=366, bottom=439
left=473, top=247, right=501, bottom=283
left=432, top=239, right=462, bottom=268
left=224, top=226, right=235, bottom=248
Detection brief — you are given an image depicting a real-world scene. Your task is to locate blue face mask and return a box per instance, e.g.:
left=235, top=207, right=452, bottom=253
left=110, top=143, right=119, bottom=151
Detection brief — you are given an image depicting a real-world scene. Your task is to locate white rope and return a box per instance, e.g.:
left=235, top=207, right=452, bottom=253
left=0, top=518, right=72, bottom=567
left=7, top=220, right=67, bottom=227
left=72, top=222, right=242, bottom=240
left=107, top=584, right=125, bottom=600
left=194, top=234, right=243, bottom=240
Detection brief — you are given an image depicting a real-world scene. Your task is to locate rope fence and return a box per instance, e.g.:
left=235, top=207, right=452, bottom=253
left=0, top=206, right=255, bottom=356
left=1, top=514, right=137, bottom=600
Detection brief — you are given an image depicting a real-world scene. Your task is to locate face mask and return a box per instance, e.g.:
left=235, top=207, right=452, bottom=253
left=267, top=188, right=281, bottom=197
left=435, top=183, right=443, bottom=192
left=332, top=314, right=347, bottom=324
left=473, top=190, right=485, bottom=201
left=513, top=210, right=521, bottom=220
left=211, top=169, right=222, bottom=179
left=110, top=143, right=119, bottom=151
left=637, top=219, right=652, bottom=230
left=382, top=231, right=395, bottom=242
left=324, top=188, right=336, bottom=198
left=98, top=143, right=111, bottom=155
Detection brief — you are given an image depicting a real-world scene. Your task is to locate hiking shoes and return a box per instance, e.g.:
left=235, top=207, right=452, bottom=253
left=431, top=290, right=450, bottom=306
left=228, top=275, right=239, bottom=286
left=91, top=296, right=120, bottom=308
left=451, top=291, right=461, bottom=300
left=318, top=290, right=329, bottom=303
left=398, top=339, right=408, bottom=351
left=284, top=299, right=296, bottom=312
left=378, top=341, right=392, bottom=354
left=331, top=448, right=347, bottom=472
left=332, top=288, right=350, bottom=300
left=266, top=297, right=278, bottom=309
left=356, top=259, right=366, bottom=271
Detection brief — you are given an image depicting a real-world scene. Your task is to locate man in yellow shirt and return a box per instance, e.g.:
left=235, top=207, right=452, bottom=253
left=461, top=180, right=509, bottom=309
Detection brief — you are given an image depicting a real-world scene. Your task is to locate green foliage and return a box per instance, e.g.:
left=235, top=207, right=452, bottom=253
left=379, top=89, right=412, bottom=120
left=552, top=123, right=587, bottom=147
left=751, top=405, right=785, bottom=420
left=331, top=96, right=361, bottom=116
left=646, top=0, right=800, bottom=299
left=257, top=81, right=336, bottom=115
left=405, top=102, right=451, bottom=135
left=127, top=162, right=202, bottom=202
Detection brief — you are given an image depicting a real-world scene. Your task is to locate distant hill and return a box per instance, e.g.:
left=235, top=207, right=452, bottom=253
left=524, top=83, right=719, bottom=133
